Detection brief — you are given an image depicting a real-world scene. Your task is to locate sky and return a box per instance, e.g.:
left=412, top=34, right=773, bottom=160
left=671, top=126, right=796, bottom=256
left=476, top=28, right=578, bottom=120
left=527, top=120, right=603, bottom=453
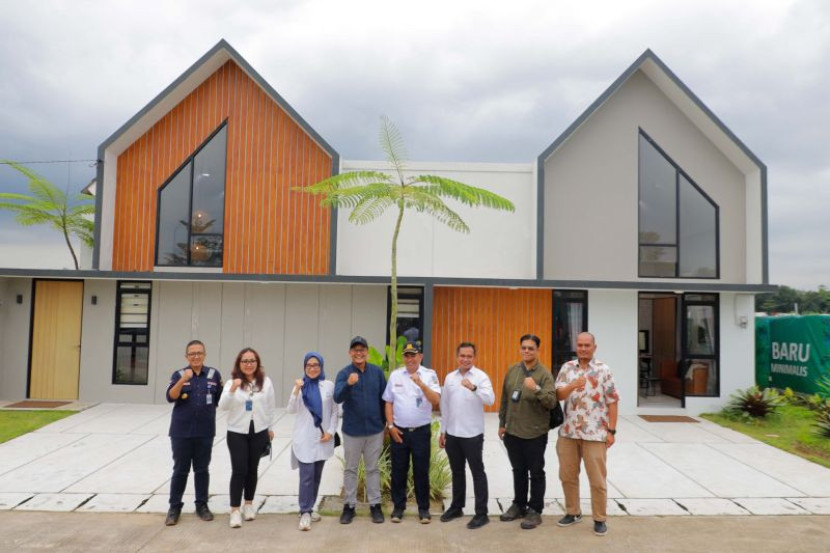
left=0, top=0, right=827, bottom=289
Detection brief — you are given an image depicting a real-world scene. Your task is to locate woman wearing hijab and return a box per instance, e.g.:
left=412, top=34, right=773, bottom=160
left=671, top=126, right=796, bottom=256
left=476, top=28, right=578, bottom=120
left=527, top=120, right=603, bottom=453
left=218, top=347, right=277, bottom=528
left=287, top=352, right=338, bottom=531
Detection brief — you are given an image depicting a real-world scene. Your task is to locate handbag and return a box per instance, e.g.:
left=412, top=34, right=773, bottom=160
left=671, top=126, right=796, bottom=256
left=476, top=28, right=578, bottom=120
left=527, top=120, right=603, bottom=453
left=334, top=432, right=341, bottom=448
left=261, top=441, right=272, bottom=459
left=549, top=400, right=564, bottom=429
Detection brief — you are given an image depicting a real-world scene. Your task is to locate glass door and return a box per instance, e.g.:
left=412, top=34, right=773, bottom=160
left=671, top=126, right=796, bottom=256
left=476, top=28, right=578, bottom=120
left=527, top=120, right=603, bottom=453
left=681, top=293, right=719, bottom=405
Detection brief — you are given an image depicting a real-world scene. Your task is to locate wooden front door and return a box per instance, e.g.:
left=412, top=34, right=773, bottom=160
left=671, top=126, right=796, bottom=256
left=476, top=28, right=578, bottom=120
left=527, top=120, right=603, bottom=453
left=29, top=280, right=83, bottom=400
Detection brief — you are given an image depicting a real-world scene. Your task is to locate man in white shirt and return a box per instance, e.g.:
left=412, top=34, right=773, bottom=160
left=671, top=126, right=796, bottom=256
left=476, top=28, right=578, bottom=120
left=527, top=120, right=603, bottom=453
left=383, top=341, right=441, bottom=523
left=438, top=342, right=495, bottom=529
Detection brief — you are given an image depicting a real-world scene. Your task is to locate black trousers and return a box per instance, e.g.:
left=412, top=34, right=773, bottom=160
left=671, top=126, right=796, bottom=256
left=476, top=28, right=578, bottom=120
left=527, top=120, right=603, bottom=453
left=169, top=436, right=213, bottom=509
left=445, top=433, right=488, bottom=515
left=390, top=424, right=431, bottom=511
left=226, top=422, right=270, bottom=507
left=503, top=432, right=548, bottom=513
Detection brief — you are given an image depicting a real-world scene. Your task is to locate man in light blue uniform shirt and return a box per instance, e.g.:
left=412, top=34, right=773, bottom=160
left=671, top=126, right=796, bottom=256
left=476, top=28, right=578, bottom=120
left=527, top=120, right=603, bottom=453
left=383, top=341, right=441, bottom=523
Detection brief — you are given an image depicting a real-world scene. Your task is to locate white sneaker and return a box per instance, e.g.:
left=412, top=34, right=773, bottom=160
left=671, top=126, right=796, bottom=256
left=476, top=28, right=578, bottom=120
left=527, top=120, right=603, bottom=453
left=299, top=512, right=312, bottom=531
left=310, top=511, right=321, bottom=522
left=229, top=510, right=242, bottom=528
left=242, top=504, right=256, bottom=521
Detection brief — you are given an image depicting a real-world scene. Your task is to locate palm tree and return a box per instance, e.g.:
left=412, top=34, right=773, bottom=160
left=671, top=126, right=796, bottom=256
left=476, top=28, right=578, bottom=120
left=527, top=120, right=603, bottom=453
left=0, top=160, right=95, bottom=269
left=297, top=116, right=515, bottom=366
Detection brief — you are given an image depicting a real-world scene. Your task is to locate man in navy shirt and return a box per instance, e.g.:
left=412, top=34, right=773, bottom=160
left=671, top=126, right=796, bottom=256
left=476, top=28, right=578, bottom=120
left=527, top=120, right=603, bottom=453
left=164, top=340, right=223, bottom=526
left=334, top=336, right=387, bottom=524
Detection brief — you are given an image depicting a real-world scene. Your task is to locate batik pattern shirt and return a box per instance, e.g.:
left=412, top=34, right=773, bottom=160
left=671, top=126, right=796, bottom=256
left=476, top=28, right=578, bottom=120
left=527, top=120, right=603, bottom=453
left=555, top=358, right=618, bottom=442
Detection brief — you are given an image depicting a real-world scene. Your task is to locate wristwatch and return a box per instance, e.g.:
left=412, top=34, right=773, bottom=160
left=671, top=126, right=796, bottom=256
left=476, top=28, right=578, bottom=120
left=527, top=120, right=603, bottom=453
left=387, top=423, right=395, bottom=430
left=608, top=428, right=617, bottom=436
left=471, top=385, right=478, bottom=392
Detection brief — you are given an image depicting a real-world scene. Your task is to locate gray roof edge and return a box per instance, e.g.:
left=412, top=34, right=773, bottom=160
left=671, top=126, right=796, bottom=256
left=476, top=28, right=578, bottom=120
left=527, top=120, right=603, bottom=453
left=0, top=267, right=778, bottom=293
left=537, top=49, right=767, bottom=171
left=96, top=39, right=338, bottom=160
left=92, top=143, right=104, bottom=269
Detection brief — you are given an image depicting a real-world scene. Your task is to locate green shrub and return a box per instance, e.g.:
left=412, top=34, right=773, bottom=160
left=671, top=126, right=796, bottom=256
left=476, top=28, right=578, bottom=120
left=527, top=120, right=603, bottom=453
left=782, top=387, right=797, bottom=405
left=815, top=406, right=830, bottom=439
left=725, top=386, right=783, bottom=419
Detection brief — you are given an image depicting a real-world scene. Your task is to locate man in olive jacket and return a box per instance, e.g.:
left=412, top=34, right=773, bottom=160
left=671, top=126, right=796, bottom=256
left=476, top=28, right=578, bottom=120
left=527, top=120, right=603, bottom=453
left=497, top=334, right=558, bottom=530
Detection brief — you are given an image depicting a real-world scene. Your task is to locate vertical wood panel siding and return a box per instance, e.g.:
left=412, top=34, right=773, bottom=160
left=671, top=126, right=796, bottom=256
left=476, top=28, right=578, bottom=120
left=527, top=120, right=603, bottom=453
left=431, top=287, right=553, bottom=412
left=112, top=61, right=333, bottom=273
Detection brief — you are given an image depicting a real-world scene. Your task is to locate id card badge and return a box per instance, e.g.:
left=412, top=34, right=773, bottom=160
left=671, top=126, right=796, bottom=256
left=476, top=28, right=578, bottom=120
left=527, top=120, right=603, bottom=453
left=206, top=393, right=213, bottom=405
left=245, top=399, right=253, bottom=411
left=416, top=396, right=423, bottom=408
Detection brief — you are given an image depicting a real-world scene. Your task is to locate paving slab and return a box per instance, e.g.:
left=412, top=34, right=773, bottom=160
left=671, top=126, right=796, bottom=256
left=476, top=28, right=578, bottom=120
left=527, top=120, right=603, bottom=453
left=694, top=420, right=762, bottom=444
left=642, top=443, right=803, bottom=498
left=205, top=494, right=266, bottom=515
left=674, top=497, right=751, bottom=516
left=787, top=497, right=830, bottom=515
left=14, top=493, right=93, bottom=512
left=0, top=432, right=84, bottom=476
left=32, top=403, right=121, bottom=433
left=66, top=435, right=172, bottom=494
left=76, top=494, right=150, bottom=513
left=733, top=497, right=810, bottom=516
left=605, top=443, right=712, bottom=498
left=616, top=498, right=689, bottom=516
left=136, top=494, right=195, bottom=514
left=460, top=497, right=502, bottom=516
left=0, top=493, right=33, bottom=510
left=625, top=418, right=729, bottom=443
left=259, top=495, right=300, bottom=513
left=711, top=442, right=830, bottom=496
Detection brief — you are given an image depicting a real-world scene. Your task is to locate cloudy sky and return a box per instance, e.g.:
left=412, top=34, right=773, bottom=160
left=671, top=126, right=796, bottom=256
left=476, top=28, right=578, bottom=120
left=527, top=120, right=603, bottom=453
left=0, top=0, right=827, bottom=289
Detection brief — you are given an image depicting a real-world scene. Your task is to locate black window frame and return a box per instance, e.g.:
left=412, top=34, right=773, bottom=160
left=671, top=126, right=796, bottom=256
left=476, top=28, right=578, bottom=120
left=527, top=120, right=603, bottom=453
left=552, top=289, right=589, bottom=376
left=681, top=292, right=720, bottom=398
left=386, top=286, right=425, bottom=350
left=154, top=120, right=229, bottom=267
left=112, top=281, right=152, bottom=386
left=638, top=128, right=720, bottom=279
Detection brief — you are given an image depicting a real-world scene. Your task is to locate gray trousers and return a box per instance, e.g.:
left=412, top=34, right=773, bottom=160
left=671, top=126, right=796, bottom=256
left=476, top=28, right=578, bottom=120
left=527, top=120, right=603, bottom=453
left=342, top=431, right=384, bottom=506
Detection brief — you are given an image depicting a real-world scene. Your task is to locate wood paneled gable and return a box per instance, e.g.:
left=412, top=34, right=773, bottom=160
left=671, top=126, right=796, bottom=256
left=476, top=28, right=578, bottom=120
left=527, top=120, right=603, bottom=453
left=111, top=61, right=333, bottom=274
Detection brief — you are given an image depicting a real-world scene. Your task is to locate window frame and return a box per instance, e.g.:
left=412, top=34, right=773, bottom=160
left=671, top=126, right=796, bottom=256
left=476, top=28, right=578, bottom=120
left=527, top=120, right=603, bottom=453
left=551, top=289, right=589, bottom=376
left=112, top=281, right=152, bottom=386
left=638, top=128, right=720, bottom=279
left=681, top=292, right=720, bottom=398
left=154, top=120, right=229, bottom=268
left=386, top=286, right=425, bottom=350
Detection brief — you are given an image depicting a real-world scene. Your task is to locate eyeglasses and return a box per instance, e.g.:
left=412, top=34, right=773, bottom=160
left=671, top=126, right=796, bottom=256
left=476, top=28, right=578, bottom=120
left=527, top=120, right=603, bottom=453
left=186, top=352, right=205, bottom=357
left=305, top=363, right=321, bottom=369
left=240, top=359, right=257, bottom=365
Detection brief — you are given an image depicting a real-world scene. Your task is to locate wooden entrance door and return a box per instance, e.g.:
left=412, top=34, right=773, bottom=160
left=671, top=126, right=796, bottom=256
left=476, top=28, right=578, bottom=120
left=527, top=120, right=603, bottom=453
left=29, top=280, right=83, bottom=400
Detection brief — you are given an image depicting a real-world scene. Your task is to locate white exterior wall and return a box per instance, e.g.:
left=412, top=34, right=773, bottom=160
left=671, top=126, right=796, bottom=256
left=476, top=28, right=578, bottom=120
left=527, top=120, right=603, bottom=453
left=587, top=289, right=639, bottom=415
left=77, top=281, right=387, bottom=406
left=544, top=70, right=750, bottom=284
left=336, top=161, right=536, bottom=279
left=0, top=278, right=32, bottom=400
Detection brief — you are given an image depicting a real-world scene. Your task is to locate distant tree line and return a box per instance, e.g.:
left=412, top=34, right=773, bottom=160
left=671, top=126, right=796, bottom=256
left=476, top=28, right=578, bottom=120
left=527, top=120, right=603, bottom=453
left=756, top=285, right=830, bottom=314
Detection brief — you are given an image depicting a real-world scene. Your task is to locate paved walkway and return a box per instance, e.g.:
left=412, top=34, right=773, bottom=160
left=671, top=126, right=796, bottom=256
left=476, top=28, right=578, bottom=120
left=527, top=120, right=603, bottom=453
left=1, top=403, right=830, bottom=519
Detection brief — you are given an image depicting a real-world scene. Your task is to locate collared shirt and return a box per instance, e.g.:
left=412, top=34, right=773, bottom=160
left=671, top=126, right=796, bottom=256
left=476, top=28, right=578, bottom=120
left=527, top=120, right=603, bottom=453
left=167, top=365, right=223, bottom=438
left=498, top=361, right=557, bottom=439
left=334, top=363, right=387, bottom=437
left=286, top=379, right=339, bottom=466
left=440, top=366, right=495, bottom=438
left=383, top=365, right=441, bottom=428
left=217, top=376, right=278, bottom=435
left=555, top=357, right=619, bottom=442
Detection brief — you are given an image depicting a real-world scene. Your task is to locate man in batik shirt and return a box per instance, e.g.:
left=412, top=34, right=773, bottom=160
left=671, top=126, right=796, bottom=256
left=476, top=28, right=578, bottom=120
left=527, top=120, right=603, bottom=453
left=554, top=332, right=619, bottom=537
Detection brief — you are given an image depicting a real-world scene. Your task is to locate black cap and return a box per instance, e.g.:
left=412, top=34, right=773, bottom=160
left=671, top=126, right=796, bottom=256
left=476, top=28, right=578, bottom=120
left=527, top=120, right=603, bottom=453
left=402, top=342, right=421, bottom=354
left=349, top=336, right=369, bottom=349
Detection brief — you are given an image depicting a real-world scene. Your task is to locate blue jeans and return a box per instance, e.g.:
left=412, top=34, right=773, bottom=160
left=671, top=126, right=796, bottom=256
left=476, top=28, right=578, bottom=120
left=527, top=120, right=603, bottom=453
left=169, top=436, right=214, bottom=509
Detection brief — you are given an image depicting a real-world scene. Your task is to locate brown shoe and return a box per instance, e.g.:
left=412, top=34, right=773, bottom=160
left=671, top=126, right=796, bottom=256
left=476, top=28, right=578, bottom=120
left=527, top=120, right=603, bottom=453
left=520, top=508, right=542, bottom=529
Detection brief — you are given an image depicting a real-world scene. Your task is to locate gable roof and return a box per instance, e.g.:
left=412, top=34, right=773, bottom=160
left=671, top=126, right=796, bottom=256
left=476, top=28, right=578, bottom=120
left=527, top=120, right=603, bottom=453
left=535, top=49, right=768, bottom=283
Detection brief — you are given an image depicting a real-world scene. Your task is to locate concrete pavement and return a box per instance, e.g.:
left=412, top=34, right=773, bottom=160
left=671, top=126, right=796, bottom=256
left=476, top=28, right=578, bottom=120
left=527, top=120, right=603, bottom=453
left=1, top=403, right=830, bottom=519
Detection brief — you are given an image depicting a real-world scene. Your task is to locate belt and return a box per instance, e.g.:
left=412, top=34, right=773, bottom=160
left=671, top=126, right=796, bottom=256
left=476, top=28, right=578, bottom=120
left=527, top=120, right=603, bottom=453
left=395, top=423, right=430, bottom=432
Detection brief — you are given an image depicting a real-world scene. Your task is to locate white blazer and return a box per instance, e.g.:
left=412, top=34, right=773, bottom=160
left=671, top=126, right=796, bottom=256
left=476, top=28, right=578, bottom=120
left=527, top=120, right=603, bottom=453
left=218, top=376, right=278, bottom=434
left=286, top=379, right=338, bottom=467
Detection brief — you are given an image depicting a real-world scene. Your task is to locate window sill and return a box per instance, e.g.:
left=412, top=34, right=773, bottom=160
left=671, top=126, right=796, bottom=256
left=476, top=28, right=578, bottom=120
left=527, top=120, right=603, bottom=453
left=153, top=266, right=223, bottom=273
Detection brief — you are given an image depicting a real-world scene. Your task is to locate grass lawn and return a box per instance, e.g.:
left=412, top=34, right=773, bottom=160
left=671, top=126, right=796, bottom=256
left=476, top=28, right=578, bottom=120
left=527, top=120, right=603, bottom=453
left=0, top=410, right=76, bottom=443
left=701, top=404, right=830, bottom=469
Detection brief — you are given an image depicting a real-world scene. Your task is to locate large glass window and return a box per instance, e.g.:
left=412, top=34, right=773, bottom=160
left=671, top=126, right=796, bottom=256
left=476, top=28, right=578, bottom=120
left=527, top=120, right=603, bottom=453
left=552, top=290, right=588, bottom=375
left=113, top=281, right=152, bottom=385
left=155, top=123, right=227, bottom=267
left=682, top=293, right=719, bottom=397
left=638, top=130, right=719, bottom=278
left=387, top=286, right=424, bottom=346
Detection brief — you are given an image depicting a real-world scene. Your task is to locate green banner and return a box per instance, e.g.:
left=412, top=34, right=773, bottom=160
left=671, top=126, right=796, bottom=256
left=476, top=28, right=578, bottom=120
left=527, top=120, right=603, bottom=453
left=756, top=315, right=830, bottom=396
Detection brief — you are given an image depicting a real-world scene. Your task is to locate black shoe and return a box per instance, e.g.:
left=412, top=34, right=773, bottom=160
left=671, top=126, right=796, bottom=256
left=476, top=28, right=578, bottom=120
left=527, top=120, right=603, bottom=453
left=440, top=506, right=464, bottom=522
left=418, top=509, right=432, bottom=524
left=195, top=503, right=213, bottom=521
left=467, top=514, right=489, bottom=529
left=164, top=507, right=181, bottom=526
left=519, top=508, right=542, bottom=529
left=594, top=520, right=608, bottom=536
left=390, top=508, right=404, bottom=523
left=339, top=505, right=356, bottom=525
left=499, top=503, right=527, bottom=522
left=370, top=504, right=385, bottom=523
left=557, top=513, right=583, bottom=527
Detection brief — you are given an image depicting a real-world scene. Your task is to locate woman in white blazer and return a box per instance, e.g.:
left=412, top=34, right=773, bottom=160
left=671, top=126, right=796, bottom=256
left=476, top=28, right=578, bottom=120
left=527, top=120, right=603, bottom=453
left=218, top=347, right=277, bottom=528
left=287, top=352, right=338, bottom=531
